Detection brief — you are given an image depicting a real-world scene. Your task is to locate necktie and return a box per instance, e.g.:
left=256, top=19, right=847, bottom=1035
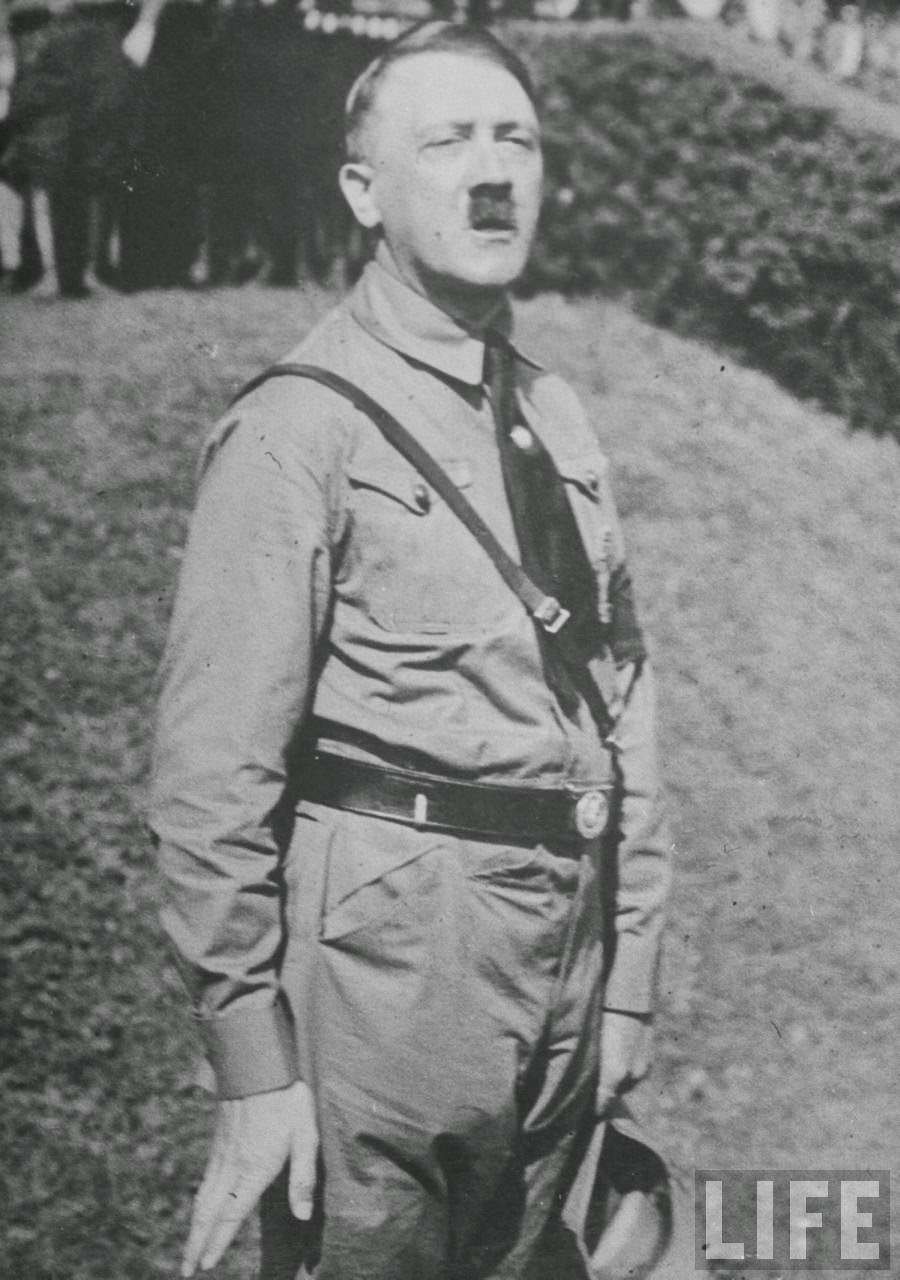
left=485, top=337, right=602, bottom=707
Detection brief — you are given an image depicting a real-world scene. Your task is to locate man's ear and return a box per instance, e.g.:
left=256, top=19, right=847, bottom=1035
left=339, top=162, right=381, bottom=230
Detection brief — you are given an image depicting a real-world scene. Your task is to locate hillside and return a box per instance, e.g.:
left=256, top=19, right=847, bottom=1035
left=518, top=294, right=899, bottom=1180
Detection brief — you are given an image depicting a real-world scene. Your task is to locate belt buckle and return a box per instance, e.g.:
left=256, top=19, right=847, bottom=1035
left=573, top=789, right=608, bottom=839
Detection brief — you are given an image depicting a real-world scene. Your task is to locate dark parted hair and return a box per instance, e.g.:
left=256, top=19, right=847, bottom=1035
left=344, top=21, right=538, bottom=162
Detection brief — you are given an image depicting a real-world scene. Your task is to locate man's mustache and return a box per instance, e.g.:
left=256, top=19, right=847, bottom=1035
left=469, top=191, right=517, bottom=232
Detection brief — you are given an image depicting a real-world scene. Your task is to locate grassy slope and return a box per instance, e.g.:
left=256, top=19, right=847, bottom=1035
left=1, top=284, right=897, bottom=1277
left=518, top=293, right=899, bottom=1166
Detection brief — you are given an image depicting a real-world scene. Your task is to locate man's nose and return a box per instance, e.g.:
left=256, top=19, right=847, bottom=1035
left=467, top=139, right=515, bottom=186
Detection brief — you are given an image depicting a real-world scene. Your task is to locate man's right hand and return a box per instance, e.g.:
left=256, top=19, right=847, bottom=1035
left=182, top=1080, right=318, bottom=1277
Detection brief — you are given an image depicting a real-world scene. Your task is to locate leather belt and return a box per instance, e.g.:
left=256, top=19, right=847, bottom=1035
left=302, top=752, right=613, bottom=846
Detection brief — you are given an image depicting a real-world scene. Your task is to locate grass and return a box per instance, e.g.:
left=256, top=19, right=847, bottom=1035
left=1, top=282, right=897, bottom=1278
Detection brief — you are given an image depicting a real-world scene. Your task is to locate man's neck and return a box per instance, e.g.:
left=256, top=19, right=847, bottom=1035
left=376, top=243, right=507, bottom=337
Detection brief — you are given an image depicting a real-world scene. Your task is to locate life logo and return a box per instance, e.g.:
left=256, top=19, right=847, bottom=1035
left=694, top=1170, right=892, bottom=1270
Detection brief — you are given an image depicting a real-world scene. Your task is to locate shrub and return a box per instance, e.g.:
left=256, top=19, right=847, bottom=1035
left=508, top=25, right=900, bottom=438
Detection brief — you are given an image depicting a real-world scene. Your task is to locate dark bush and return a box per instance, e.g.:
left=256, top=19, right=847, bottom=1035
left=507, top=25, right=900, bottom=439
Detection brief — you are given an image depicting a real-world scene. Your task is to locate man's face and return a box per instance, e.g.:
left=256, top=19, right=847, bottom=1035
left=353, top=51, right=543, bottom=310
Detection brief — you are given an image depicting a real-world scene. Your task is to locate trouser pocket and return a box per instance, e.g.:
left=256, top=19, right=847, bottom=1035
left=315, top=807, right=446, bottom=946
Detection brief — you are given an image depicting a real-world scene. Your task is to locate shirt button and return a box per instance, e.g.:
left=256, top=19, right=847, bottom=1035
left=412, top=481, right=431, bottom=513
left=510, top=424, right=535, bottom=452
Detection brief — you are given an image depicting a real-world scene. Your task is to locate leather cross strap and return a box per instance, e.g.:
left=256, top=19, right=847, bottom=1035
left=231, top=362, right=569, bottom=634
left=230, top=362, right=615, bottom=737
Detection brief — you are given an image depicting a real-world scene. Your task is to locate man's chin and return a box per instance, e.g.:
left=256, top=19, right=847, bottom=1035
left=469, top=232, right=530, bottom=272
left=446, top=246, right=531, bottom=293
left=413, top=248, right=533, bottom=321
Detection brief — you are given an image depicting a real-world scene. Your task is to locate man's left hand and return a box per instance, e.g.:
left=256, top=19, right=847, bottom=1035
left=596, top=1009, right=653, bottom=1115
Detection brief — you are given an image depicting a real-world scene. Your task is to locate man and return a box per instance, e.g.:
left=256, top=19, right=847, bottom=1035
left=150, top=21, right=671, bottom=1280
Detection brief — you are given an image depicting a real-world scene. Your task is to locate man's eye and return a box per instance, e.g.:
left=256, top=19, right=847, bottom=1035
left=425, top=136, right=464, bottom=150
left=502, top=133, right=536, bottom=150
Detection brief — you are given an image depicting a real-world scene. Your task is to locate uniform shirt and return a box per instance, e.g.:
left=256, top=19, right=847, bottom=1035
left=150, top=249, right=671, bottom=1098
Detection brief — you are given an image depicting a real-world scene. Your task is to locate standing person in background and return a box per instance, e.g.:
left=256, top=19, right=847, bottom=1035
left=0, top=19, right=24, bottom=284
left=151, top=22, right=672, bottom=1280
left=298, top=26, right=377, bottom=285
left=115, top=0, right=209, bottom=291
left=1, top=0, right=168, bottom=297
left=204, top=9, right=376, bottom=290
left=205, top=0, right=310, bottom=289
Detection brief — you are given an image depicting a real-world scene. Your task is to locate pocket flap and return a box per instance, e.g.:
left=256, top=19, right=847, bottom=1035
left=348, top=457, right=472, bottom=514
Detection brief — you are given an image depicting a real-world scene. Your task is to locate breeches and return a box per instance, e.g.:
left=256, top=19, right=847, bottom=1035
left=278, top=804, right=607, bottom=1280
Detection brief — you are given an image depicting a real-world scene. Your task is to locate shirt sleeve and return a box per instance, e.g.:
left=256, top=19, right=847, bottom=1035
left=603, top=658, right=672, bottom=1014
left=148, top=385, right=345, bottom=1099
left=596, top=460, right=672, bottom=1016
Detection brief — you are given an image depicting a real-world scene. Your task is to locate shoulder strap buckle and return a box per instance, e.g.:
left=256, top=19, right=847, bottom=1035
left=533, top=596, right=571, bottom=635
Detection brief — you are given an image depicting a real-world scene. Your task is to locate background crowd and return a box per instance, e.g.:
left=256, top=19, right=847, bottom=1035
left=5, top=0, right=900, bottom=302
left=0, top=0, right=389, bottom=297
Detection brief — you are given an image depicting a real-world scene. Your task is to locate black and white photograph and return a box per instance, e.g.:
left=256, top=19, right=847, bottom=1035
left=1, top=1, right=897, bottom=1277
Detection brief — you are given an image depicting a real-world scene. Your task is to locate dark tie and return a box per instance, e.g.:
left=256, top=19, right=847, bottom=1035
left=485, top=337, right=602, bottom=708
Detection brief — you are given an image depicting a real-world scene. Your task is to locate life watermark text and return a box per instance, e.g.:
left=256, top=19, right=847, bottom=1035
left=695, top=1169, right=891, bottom=1270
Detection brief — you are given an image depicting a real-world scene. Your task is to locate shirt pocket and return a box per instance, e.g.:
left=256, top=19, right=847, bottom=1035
left=556, top=452, right=615, bottom=626
left=344, top=455, right=515, bottom=635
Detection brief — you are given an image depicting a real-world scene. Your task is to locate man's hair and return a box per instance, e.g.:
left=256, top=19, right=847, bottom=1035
left=344, top=21, right=537, bottom=163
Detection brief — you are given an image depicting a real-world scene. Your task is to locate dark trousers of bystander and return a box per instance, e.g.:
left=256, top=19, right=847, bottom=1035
left=117, top=1, right=208, bottom=291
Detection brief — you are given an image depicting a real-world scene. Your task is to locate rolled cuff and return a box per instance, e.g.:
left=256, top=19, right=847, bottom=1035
left=199, top=1001, right=299, bottom=1100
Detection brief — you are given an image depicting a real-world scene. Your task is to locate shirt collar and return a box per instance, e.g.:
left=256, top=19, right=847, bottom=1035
left=348, top=245, right=541, bottom=388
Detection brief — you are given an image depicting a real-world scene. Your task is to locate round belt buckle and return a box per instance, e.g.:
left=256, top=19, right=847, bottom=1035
left=574, top=789, right=608, bottom=839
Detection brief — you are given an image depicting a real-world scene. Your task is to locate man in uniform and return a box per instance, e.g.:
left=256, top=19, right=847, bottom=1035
left=150, top=21, right=672, bottom=1280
